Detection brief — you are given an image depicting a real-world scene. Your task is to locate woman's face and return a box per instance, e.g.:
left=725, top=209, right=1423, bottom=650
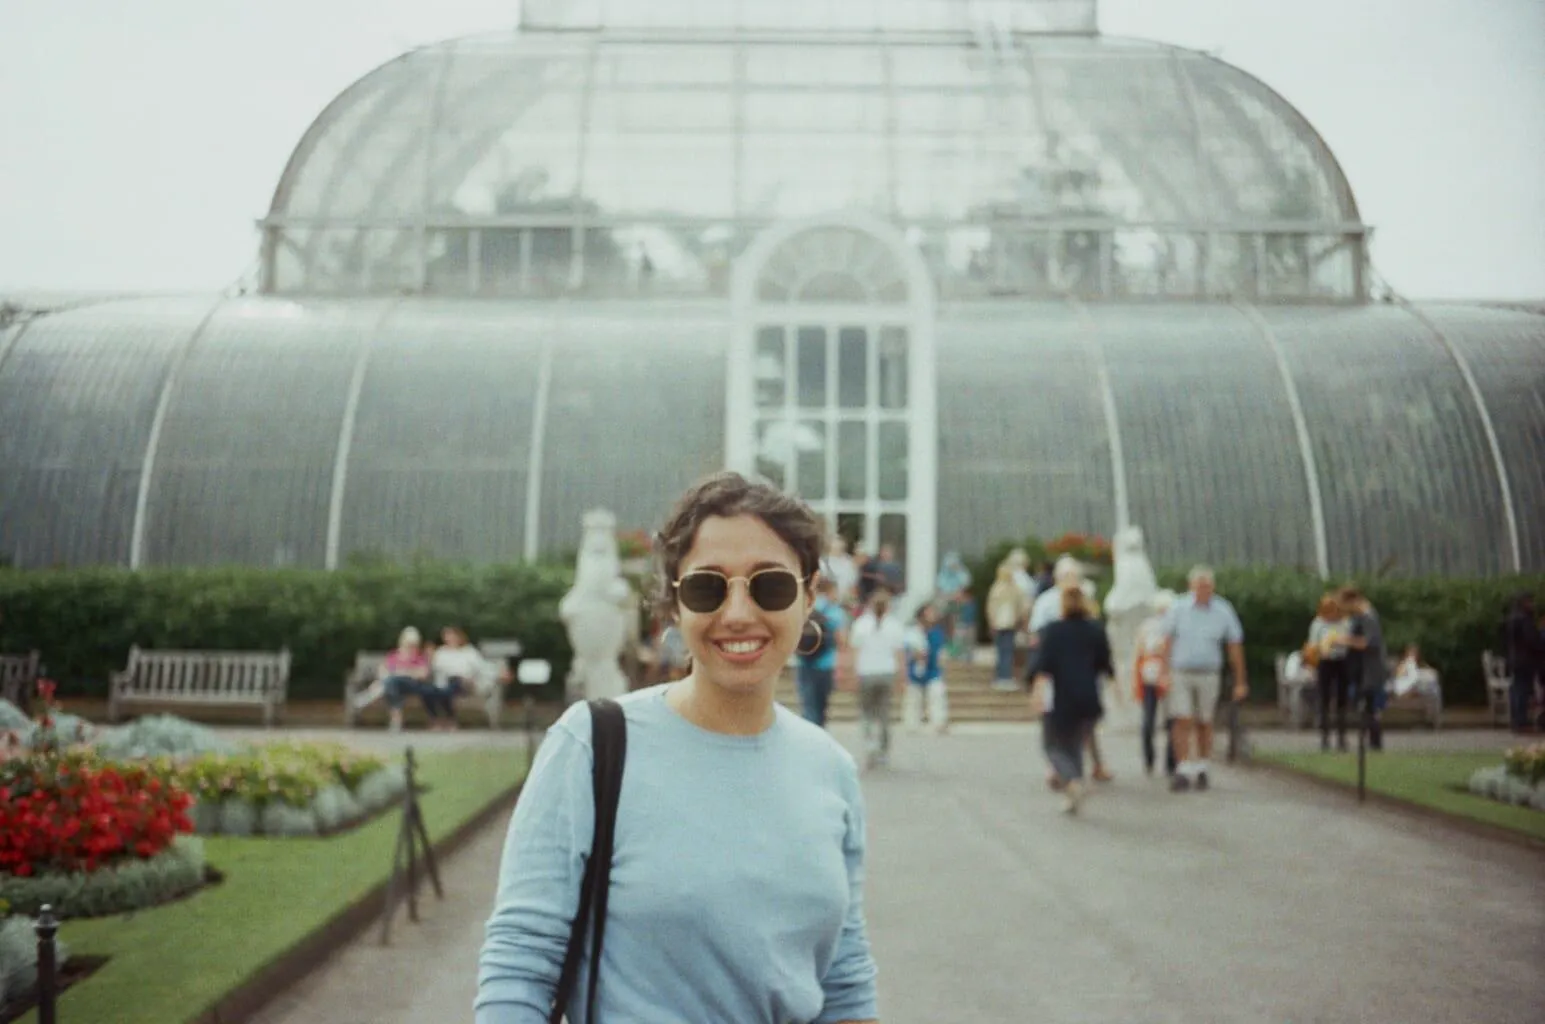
left=675, top=514, right=811, bottom=694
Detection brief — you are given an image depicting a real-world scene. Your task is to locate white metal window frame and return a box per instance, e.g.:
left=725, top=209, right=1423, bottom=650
left=729, top=212, right=937, bottom=607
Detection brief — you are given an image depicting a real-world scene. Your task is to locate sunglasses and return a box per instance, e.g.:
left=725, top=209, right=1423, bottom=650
left=674, top=569, right=804, bottom=614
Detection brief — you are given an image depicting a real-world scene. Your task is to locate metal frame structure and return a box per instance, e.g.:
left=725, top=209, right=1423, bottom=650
left=730, top=212, right=938, bottom=604
left=257, top=6, right=1368, bottom=304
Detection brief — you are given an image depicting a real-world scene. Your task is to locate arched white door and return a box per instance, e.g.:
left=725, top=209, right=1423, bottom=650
left=728, top=215, right=937, bottom=603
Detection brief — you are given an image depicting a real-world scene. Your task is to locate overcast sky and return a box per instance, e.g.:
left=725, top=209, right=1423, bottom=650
left=1, top=0, right=1541, bottom=299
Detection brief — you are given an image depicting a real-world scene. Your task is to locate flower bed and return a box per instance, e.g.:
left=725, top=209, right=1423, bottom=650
left=170, top=741, right=408, bottom=838
left=1466, top=743, right=1545, bottom=812
left=0, top=752, right=206, bottom=919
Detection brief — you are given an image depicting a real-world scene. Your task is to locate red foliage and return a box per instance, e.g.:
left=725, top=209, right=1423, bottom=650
left=0, top=756, right=194, bottom=877
left=1045, top=532, right=1113, bottom=565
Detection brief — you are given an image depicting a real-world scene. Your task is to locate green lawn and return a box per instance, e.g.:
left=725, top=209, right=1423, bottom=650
left=1259, top=751, right=1545, bottom=842
left=19, top=748, right=526, bottom=1024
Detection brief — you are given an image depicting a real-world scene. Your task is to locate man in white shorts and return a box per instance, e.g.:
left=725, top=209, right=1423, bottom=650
left=1159, top=566, right=1247, bottom=792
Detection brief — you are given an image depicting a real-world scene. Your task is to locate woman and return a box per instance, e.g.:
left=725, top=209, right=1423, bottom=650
left=430, top=627, right=507, bottom=732
left=1308, top=594, right=1354, bottom=752
left=987, top=562, right=1029, bottom=691
left=1132, top=590, right=1177, bottom=777
left=903, top=602, right=950, bottom=734
left=1029, top=586, right=1113, bottom=815
left=477, top=471, right=880, bottom=1024
left=380, top=626, right=432, bottom=733
left=849, top=588, right=909, bottom=770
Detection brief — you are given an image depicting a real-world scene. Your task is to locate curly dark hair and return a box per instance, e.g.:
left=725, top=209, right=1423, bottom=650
left=652, top=471, right=825, bottom=622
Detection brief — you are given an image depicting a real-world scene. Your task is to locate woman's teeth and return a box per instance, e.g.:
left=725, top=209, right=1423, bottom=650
left=717, top=640, right=766, bottom=654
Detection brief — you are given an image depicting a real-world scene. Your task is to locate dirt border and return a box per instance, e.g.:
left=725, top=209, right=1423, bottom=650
left=1247, top=758, right=1545, bottom=855
left=186, top=779, right=524, bottom=1024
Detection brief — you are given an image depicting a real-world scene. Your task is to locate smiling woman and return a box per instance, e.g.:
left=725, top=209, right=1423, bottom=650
left=477, top=471, right=881, bottom=1024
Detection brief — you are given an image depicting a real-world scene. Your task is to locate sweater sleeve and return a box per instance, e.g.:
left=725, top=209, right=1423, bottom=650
left=475, top=711, right=595, bottom=1024
left=817, top=764, right=880, bottom=1024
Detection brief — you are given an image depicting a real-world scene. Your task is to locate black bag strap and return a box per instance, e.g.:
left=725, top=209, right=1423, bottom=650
left=549, top=698, right=627, bottom=1024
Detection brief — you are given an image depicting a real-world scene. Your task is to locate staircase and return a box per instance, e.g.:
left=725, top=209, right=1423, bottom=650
left=772, top=659, right=1036, bottom=723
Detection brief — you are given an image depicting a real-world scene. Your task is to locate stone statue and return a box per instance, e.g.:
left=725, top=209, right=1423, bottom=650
left=559, top=509, right=633, bottom=702
left=1102, top=526, right=1161, bottom=719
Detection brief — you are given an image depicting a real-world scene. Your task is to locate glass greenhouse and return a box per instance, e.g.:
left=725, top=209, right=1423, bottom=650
left=2, top=0, right=1542, bottom=586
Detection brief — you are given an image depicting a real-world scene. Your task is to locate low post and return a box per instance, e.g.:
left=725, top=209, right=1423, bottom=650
left=1356, top=693, right=1368, bottom=804
left=36, top=904, right=59, bottom=1024
left=380, top=746, right=444, bottom=945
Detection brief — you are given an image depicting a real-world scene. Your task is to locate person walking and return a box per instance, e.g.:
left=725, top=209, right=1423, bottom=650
left=1132, top=590, right=1177, bottom=777
left=903, top=602, right=950, bottom=734
left=476, top=471, right=880, bottom=1024
left=796, top=577, right=849, bottom=728
left=1158, top=566, right=1247, bottom=793
left=849, top=588, right=909, bottom=770
left=1308, top=593, right=1354, bottom=752
left=1029, top=586, right=1114, bottom=815
left=987, top=563, right=1030, bottom=691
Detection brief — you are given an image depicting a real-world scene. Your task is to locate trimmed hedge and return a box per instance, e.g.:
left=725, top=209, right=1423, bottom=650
left=963, top=544, right=1542, bottom=706
left=0, top=563, right=575, bottom=702
left=2, top=561, right=1537, bottom=707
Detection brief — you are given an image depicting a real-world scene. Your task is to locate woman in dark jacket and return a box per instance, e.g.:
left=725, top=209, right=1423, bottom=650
left=1029, top=586, right=1114, bottom=815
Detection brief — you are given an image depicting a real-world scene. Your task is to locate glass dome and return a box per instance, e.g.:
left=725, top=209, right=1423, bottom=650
left=263, top=0, right=1365, bottom=300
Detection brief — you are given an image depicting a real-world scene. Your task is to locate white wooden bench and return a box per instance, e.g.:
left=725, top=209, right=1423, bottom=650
left=1, top=650, right=42, bottom=713
left=1276, top=651, right=1442, bottom=729
left=343, top=638, right=521, bottom=729
left=1482, top=650, right=1511, bottom=727
left=109, top=646, right=291, bottom=726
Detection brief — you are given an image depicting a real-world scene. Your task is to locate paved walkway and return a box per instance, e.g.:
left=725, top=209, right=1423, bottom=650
left=249, top=723, right=1545, bottom=1024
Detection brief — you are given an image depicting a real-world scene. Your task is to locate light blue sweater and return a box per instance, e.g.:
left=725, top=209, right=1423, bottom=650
left=475, top=684, right=879, bottom=1024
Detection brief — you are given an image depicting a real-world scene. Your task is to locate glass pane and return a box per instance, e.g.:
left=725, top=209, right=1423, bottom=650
left=879, top=422, right=908, bottom=501
left=425, top=229, right=470, bottom=294
left=838, top=421, right=867, bottom=501
left=879, top=327, right=908, bottom=410
left=837, top=326, right=868, bottom=409
left=755, top=327, right=786, bottom=408
left=754, top=418, right=787, bottom=490
left=797, top=326, right=827, bottom=408
left=836, top=512, right=867, bottom=554
left=793, top=419, right=827, bottom=499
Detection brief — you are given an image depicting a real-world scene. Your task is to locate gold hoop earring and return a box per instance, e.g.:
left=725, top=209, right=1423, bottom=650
left=796, top=618, right=824, bottom=657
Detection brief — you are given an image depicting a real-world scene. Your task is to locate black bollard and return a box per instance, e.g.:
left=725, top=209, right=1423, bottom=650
left=523, top=693, right=537, bottom=767
left=1356, top=696, right=1368, bottom=804
left=36, top=904, right=59, bottom=1024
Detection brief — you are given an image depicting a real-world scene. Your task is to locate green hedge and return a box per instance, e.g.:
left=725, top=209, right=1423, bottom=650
left=2, top=561, right=1538, bottom=708
left=0, top=564, right=575, bottom=702
left=963, top=545, right=1541, bottom=706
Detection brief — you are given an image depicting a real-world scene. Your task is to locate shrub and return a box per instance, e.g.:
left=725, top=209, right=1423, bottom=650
left=0, top=753, right=194, bottom=877
left=0, top=562, right=576, bottom=702
left=1504, top=743, right=1545, bottom=787
left=93, top=715, right=238, bottom=761
left=0, top=836, right=205, bottom=919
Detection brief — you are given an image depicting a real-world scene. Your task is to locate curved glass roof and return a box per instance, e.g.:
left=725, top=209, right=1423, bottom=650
left=262, top=1, right=1363, bottom=298
left=3, top=297, right=1539, bottom=576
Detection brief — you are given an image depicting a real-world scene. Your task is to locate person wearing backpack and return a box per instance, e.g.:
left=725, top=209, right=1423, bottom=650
left=798, top=576, right=849, bottom=728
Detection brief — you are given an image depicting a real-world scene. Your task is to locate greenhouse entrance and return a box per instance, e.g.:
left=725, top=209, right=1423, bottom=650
left=727, top=216, right=938, bottom=598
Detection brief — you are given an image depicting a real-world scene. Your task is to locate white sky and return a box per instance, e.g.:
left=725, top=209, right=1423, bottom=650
left=1, top=0, right=1541, bottom=299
